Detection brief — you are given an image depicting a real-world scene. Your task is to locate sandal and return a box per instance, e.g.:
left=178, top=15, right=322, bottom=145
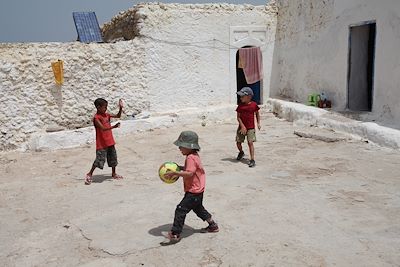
left=160, top=231, right=181, bottom=246
left=200, top=223, right=219, bottom=233
left=84, top=174, right=92, bottom=185
left=113, top=174, right=123, bottom=180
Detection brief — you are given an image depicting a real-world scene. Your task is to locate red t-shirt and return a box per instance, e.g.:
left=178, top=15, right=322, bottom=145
left=236, top=101, right=260, bottom=129
left=93, top=113, right=115, bottom=150
left=184, top=153, right=206, bottom=194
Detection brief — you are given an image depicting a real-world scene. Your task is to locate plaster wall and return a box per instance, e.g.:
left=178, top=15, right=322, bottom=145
left=137, top=3, right=277, bottom=112
left=270, top=0, right=400, bottom=128
left=0, top=41, right=148, bottom=150
left=0, top=3, right=277, bottom=150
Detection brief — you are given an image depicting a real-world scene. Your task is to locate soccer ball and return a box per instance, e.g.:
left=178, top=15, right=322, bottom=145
left=158, top=162, right=180, bottom=184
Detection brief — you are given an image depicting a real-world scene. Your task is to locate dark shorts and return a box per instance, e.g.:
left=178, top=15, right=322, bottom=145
left=93, top=145, right=118, bottom=169
left=171, top=192, right=212, bottom=235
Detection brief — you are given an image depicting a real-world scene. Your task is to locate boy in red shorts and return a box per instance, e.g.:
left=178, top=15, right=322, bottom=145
left=84, top=98, right=123, bottom=185
left=236, top=87, right=261, bottom=167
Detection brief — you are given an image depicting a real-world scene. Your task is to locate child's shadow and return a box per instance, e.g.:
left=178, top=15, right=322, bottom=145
left=221, top=157, right=248, bottom=165
left=148, top=224, right=201, bottom=246
left=92, top=175, right=113, bottom=183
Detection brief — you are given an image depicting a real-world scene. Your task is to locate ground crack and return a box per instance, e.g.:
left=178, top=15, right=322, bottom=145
left=69, top=222, right=161, bottom=258
left=71, top=223, right=92, bottom=242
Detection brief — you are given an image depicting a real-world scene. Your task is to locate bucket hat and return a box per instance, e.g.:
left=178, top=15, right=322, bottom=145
left=173, top=131, right=201, bottom=150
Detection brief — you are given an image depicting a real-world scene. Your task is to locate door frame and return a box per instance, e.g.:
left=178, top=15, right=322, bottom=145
left=346, top=20, right=377, bottom=111
left=235, top=46, right=262, bottom=105
left=230, top=26, right=269, bottom=105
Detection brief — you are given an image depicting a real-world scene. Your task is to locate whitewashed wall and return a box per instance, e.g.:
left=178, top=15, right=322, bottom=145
left=270, top=0, right=400, bottom=128
left=138, top=3, right=277, bottom=112
left=0, top=3, right=277, bottom=150
left=0, top=41, right=147, bottom=150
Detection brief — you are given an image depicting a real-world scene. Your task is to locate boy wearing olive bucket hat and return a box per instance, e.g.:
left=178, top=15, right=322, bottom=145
left=164, top=131, right=219, bottom=243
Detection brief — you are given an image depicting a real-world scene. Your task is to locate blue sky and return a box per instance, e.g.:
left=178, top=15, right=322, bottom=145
left=0, top=0, right=268, bottom=42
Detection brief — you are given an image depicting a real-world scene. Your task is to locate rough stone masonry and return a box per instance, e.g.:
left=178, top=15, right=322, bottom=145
left=0, top=2, right=277, bottom=151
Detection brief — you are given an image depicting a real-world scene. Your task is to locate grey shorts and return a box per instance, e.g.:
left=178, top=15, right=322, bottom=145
left=93, top=145, right=118, bottom=169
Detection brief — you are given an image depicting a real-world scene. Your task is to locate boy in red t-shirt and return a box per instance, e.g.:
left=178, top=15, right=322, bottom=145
left=236, top=87, right=261, bottom=168
left=84, top=98, right=123, bottom=185
left=163, top=131, right=219, bottom=243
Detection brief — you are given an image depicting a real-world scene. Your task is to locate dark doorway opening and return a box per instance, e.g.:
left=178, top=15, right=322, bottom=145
left=236, top=47, right=262, bottom=105
left=347, top=22, right=376, bottom=111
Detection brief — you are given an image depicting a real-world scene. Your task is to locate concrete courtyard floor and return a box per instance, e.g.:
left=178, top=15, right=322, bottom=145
left=1, top=112, right=400, bottom=267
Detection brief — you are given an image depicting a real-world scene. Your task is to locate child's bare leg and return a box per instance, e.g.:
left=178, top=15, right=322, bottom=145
left=112, top=167, right=123, bottom=179
left=88, top=165, right=96, bottom=176
left=236, top=142, right=243, bottom=152
left=236, top=142, right=245, bottom=160
left=248, top=141, right=256, bottom=167
left=85, top=165, right=96, bottom=185
left=248, top=141, right=255, bottom=161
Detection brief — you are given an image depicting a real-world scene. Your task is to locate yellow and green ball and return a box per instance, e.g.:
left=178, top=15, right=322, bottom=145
left=158, top=162, right=180, bottom=184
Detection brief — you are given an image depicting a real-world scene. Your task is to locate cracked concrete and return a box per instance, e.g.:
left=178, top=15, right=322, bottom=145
left=1, top=112, right=400, bottom=266
left=294, top=128, right=348, bottom=142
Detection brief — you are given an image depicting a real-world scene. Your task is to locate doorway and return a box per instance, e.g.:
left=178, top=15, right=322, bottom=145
left=236, top=47, right=262, bottom=105
left=347, top=22, right=376, bottom=111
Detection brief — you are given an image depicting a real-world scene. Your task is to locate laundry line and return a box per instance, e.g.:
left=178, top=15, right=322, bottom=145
left=136, top=16, right=337, bottom=50
left=140, top=34, right=276, bottom=50
left=140, top=35, right=240, bottom=50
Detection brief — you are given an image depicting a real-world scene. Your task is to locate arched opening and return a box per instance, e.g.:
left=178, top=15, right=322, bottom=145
left=236, top=46, right=262, bottom=105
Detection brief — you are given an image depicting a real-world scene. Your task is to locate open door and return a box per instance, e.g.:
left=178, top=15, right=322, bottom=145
left=236, top=47, right=262, bottom=104
left=347, top=22, right=376, bottom=111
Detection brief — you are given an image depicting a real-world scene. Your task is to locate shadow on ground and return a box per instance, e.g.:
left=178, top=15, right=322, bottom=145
left=91, top=175, right=113, bottom=183
left=148, top=224, right=201, bottom=246
left=221, top=157, right=248, bottom=165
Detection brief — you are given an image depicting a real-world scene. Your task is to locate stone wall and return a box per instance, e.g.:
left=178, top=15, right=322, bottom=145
left=137, top=3, right=277, bottom=112
left=0, top=41, right=147, bottom=150
left=102, top=7, right=144, bottom=43
left=0, top=2, right=277, bottom=151
left=270, top=0, right=400, bottom=129
left=4, top=1, right=400, bottom=150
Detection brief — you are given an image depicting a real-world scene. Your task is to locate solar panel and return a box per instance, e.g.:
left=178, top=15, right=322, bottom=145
left=73, top=12, right=103, bottom=43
